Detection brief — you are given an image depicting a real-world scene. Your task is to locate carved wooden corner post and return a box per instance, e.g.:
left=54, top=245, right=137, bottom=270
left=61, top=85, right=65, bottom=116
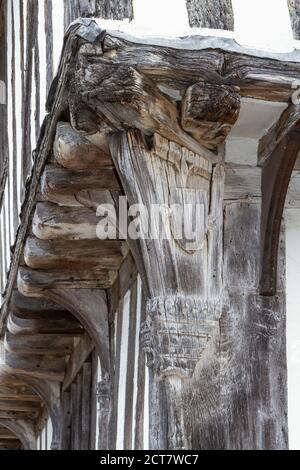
left=109, top=131, right=225, bottom=449
left=70, top=51, right=238, bottom=448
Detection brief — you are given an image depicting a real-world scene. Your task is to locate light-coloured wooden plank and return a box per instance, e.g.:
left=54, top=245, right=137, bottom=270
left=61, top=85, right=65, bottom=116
left=24, top=237, right=126, bottom=270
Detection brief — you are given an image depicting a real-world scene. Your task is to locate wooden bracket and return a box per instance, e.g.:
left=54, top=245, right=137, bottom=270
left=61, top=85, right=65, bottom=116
left=260, top=129, right=300, bottom=295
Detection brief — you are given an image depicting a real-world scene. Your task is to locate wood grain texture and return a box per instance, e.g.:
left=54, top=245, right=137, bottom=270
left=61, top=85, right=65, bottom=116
left=260, top=130, right=300, bottom=295
left=186, top=0, right=234, bottom=30
left=4, top=331, right=73, bottom=356
left=288, top=0, right=300, bottom=40
left=258, top=104, right=300, bottom=165
left=54, top=121, right=112, bottom=169
left=33, top=202, right=103, bottom=240
left=41, top=164, right=121, bottom=206
left=181, top=81, right=240, bottom=151
left=24, top=237, right=125, bottom=270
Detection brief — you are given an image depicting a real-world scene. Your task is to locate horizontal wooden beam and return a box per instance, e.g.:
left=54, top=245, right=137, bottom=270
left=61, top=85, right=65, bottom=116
left=33, top=202, right=101, bottom=240
left=11, top=290, right=68, bottom=315
left=3, top=353, right=66, bottom=382
left=96, top=34, right=300, bottom=102
left=41, top=164, right=121, bottom=205
left=24, top=237, right=126, bottom=270
left=0, top=400, right=40, bottom=413
left=18, top=267, right=117, bottom=296
left=7, top=309, right=82, bottom=336
left=54, top=121, right=112, bottom=169
left=74, top=64, right=219, bottom=163
left=4, top=331, right=74, bottom=356
left=0, top=384, right=40, bottom=402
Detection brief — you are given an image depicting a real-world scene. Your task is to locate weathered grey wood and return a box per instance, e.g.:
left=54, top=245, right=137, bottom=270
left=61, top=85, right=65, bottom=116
left=0, top=400, right=40, bottom=413
left=62, top=391, right=71, bottom=450
left=4, top=352, right=66, bottom=382
left=0, top=385, right=40, bottom=402
left=134, top=287, right=146, bottom=450
left=63, top=0, right=133, bottom=25
left=33, top=289, right=110, bottom=377
left=96, top=34, right=300, bottom=102
left=0, top=440, right=23, bottom=450
left=89, top=349, right=98, bottom=450
left=0, top=418, right=36, bottom=450
left=74, top=65, right=219, bottom=162
left=24, top=237, right=125, bottom=270
left=41, top=164, right=121, bottom=205
left=260, top=130, right=300, bottom=295
left=44, top=0, right=54, bottom=94
left=8, top=302, right=82, bottom=337
left=81, top=362, right=92, bottom=450
left=4, top=331, right=73, bottom=356
left=18, top=375, right=62, bottom=450
left=63, top=332, right=94, bottom=391
left=74, top=371, right=83, bottom=450
left=288, top=0, right=300, bottom=40
left=181, top=81, right=240, bottom=151
left=258, top=104, right=300, bottom=165
left=33, top=202, right=103, bottom=240
left=54, top=121, right=112, bottom=169
left=70, top=383, right=77, bottom=450
left=109, top=130, right=224, bottom=449
left=186, top=0, right=234, bottom=30
left=124, top=282, right=137, bottom=449
left=18, top=266, right=116, bottom=295
left=110, top=253, right=138, bottom=319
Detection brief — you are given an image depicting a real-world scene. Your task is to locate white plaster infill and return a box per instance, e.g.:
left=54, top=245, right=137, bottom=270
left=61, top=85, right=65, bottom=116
left=225, top=98, right=287, bottom=166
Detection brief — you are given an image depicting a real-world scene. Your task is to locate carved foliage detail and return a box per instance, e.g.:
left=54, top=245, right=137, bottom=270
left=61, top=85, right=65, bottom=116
left=141, top=296, right=217, bottom=379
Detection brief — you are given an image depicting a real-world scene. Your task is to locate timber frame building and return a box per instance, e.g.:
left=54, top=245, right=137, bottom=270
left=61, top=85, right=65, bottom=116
left=0, top=0, right=300, bottom=450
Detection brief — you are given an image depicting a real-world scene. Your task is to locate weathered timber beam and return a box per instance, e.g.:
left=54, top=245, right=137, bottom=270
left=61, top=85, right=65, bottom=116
left=0, top=400, right=40, bottom=413
left=63, top=332, right=94, bottom=391
left=0, top=440, right=22, bottom=449
left=0, top=385, right=40, bottom=402
left=260, top=129, right=300, bottom=295
left=41, top=164, right=120, bottom=196
left=33, top=202, right=101, bottom=240
left=0, top=429, right=19, bottom=439
left=18, top=375, right=62, bottom=450
left=3, top=353, right=66, bottom=381
left=31, top=289, right=110, bottom=377
left=4, top=331, right=73, bottom=356
left=41, top=164, right=121, bottom=206
left=0, top=418, right=36, bottom=449
left=7, top=308, right=82, bottom=337
left=24, top=237, right=126, bottom=270
left=73, top=64, right=220, bottom=162
left=18, top=267, right=117, bottom=295
left=258, top=103, right=300, bottom=165
left=181, top=81, right=240, bottom=151
left=54, top=121, right=112, bottom=169
left=10, top=290, right=68, bottom=315
left=95, top=34, right=300, bottom=102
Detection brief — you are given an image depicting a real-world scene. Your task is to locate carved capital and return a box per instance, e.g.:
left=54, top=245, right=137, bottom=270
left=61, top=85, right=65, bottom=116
left=96, top=375, right=111, bottom=413
left=141, top=296, right=218, bottom=379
